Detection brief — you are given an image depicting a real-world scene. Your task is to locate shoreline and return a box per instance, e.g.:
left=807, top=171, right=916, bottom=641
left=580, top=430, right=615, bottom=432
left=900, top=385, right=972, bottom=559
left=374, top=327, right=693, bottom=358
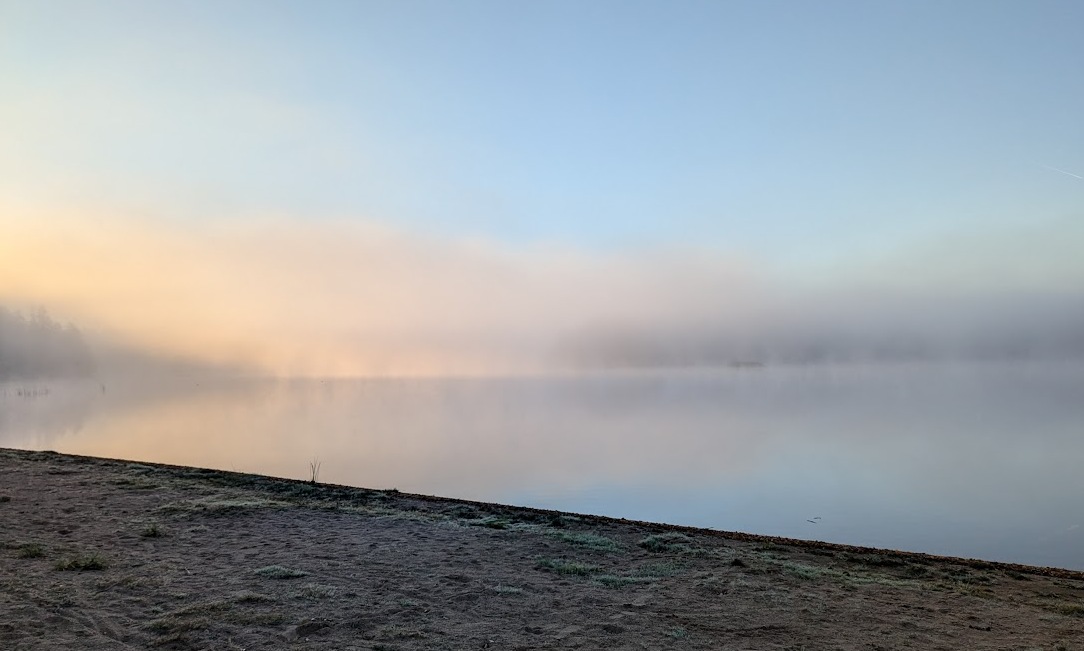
left=3, top=446, right=1082, bottom=648
left=10, top=447, right=1082, bottom=579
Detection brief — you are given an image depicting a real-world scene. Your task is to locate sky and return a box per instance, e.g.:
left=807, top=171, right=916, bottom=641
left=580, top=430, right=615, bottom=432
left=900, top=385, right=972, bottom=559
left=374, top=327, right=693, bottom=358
left=1, top=0, right=1082, bottom=375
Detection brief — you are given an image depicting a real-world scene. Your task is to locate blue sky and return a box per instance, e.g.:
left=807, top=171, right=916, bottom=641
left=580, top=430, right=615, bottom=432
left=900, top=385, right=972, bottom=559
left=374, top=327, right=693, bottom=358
left=1, top=1, right=1082, bottom=373
left=4, top=1, right=1081, bottom=252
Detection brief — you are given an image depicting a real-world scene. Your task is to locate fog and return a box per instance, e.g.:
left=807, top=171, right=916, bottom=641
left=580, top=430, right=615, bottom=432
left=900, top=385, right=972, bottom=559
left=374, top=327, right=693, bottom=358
left=0, top=306, right=93, bottom=379
left=2, top=205, right=1082, bottom=377
left=568, top=290, right=1084, bottom=368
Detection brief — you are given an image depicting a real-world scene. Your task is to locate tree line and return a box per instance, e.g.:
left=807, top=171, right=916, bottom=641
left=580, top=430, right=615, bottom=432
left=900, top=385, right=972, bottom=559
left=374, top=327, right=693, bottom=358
left=0, top=306, right=94, bottom=379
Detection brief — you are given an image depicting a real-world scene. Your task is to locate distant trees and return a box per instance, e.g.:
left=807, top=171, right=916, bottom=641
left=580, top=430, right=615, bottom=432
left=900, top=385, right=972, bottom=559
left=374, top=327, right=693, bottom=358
left=0, top=306, right=94, bottom=379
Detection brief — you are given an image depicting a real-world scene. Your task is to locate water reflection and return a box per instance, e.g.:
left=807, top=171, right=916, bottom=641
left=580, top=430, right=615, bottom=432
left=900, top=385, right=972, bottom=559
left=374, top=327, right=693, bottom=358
left=3, top=362, right=1082, bottom=569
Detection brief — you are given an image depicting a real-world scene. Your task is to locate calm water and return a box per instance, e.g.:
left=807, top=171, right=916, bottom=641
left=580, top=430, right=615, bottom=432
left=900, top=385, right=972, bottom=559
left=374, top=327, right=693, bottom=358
left=3, top=362, right=1083, bottom=569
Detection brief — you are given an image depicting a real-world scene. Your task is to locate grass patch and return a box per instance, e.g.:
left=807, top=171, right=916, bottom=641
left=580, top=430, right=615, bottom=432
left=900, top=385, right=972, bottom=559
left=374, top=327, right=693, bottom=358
left=147, top=614, right=210, bottom=637
left=940, top=568, right=995, bottom=585
left=296, top=583, right=337, bottom=599
left=547, top=530, right=622, bottom=552
left=127, top=463, right=159, bottom=474
left=492, top=584, right=524, bottom=594
left=232, top=590, right=273, bottom=604
left=535, top=557, right=601, bottom=576
left=756, top=557, right=923, bottom=589
left=17, top=543, right=45, bottom=559
left=779, top=561, right=829, bottom=581
left=668, top=627, right=688, bottom=639
left=254, top=565, right=308, bottom=579
left=109, top=477, right=159, bottom=490
left=146, top=601, right=231, bottom=636
left=594, top=574, right=654, bottom=589
left=55, top=553, right=108, bottom=571
left=466, top=515, right=512, bottom=529
left=1052, top=579, right=1084, bottom=591
left=141, top=522, right=164, bottom=538
left=159, top=497, right=291, bottom=517
left=638, top=532, right=700, bottom=553
left=148, top=598, right=287, bottom=635
left=1054, top=602, right=1084, bottom=617
left=843, top=553, right=905, bottom=568
left=445, top=504, right=478, bottom=519
left=632, top=560, right=687, bottom=578
left=528, top=513, right=583, bottom=528
left=904, top=564, right=930, bottom=577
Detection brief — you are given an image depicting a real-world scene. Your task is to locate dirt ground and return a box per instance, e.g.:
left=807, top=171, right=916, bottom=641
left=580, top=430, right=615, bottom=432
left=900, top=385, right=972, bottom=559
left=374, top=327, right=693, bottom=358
left=1, top=447, right=1082, bottom=650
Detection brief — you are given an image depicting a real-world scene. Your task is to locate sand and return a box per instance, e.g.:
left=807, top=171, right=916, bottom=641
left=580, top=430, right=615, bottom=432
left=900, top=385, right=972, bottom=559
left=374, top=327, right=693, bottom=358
left=1, top=447, right=1082, bottom=650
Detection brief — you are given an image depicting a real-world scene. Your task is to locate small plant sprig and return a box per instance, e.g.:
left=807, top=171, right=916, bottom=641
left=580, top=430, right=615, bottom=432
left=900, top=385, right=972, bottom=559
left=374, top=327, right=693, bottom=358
left=308, top=458, right=322, bottom=484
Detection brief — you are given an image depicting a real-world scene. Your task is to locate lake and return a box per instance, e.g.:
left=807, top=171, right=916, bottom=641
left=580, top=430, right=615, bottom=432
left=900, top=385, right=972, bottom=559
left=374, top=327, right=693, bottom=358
left=3, top=361, right=1082, bottom=570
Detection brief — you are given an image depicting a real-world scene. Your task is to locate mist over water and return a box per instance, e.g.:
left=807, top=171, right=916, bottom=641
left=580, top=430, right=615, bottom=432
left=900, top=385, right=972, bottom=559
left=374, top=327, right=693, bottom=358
left=3, top=212, right=1084, bottom=378
left=4, top=361, right=1083, bottom=570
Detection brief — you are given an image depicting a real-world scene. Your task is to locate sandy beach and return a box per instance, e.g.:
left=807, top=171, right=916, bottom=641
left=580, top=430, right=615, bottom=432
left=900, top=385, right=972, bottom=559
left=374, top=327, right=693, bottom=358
left=2, top=446, right=1082, bottom=650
